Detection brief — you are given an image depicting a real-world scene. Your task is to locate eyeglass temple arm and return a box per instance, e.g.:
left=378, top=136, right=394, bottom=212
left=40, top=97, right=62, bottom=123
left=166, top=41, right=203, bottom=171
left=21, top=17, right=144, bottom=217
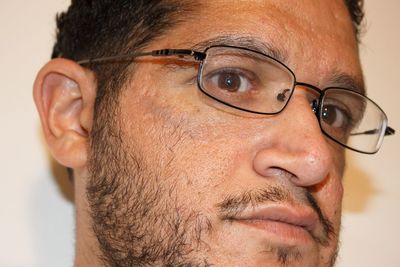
left=77, top=49, right=206, bottom=65
left=350, top=126, right=395, bottom=136
left=385, top=126, right=395, bottom=136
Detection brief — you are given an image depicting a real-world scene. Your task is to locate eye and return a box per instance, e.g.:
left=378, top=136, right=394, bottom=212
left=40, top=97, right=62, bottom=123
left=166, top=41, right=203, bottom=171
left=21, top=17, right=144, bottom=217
left=206, top=68, right=254, bottom=93
left=321, top=104, right=353, bottom=131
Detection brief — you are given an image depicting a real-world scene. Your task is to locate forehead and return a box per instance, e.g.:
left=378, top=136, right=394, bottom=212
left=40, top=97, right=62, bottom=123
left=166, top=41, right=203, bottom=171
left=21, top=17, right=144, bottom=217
left=150, top=0, right=363, bottom=90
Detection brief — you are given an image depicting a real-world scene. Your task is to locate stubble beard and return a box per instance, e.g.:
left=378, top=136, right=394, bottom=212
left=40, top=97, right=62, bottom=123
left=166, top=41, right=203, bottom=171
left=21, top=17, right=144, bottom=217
left=86, top=115, right=213, bottom=267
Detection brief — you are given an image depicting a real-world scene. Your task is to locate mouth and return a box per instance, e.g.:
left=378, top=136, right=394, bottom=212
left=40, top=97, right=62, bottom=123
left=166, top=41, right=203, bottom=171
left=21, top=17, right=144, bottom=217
left=227, top=205, right=320, bottom=244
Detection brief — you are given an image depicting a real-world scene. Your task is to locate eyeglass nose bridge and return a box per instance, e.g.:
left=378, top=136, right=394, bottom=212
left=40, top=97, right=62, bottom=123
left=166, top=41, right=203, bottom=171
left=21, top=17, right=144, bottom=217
left=291, top=82, right=325, bottom=116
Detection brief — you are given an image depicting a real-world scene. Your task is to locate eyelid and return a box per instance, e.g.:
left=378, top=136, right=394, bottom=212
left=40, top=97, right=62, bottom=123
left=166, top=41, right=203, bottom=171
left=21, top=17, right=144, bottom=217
left=206, top=67, right=257, bottom=79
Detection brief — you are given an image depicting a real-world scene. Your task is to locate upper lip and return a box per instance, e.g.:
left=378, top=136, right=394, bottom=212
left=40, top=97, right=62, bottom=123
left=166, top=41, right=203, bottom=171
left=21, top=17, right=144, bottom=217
left=231, top=204, right=319, bottom=234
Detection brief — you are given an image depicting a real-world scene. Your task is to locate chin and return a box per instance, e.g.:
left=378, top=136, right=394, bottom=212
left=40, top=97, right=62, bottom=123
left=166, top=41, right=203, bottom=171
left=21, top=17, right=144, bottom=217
left=200, top=222, right=338, bottom=267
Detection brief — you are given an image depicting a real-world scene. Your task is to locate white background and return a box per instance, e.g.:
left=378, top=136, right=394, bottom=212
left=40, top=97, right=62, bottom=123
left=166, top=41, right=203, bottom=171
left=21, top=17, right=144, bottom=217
left=0, top=1, right=399, bottom=266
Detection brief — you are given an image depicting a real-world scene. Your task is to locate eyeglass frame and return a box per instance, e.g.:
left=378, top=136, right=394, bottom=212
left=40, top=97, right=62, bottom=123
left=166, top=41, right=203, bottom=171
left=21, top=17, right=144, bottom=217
left=77, top=45, right=395, bottom=154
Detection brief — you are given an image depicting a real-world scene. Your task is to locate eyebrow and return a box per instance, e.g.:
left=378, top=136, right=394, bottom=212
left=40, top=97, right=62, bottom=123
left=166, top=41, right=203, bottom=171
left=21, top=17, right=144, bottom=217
left=326, top=71, right=366, bottom=95
left=190, top=34, right=289, bottom=64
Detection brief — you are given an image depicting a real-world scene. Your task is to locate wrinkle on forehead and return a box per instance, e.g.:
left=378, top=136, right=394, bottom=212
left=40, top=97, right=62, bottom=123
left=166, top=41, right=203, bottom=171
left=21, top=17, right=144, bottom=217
left=198, top=1, right=358, bottom=54
left=206, top=0, right=353, bottom=33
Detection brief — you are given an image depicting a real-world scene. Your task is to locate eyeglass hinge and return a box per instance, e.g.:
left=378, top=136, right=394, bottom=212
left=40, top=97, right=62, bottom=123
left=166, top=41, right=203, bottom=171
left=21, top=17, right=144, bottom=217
left=152, top=49, right=205, bottom=61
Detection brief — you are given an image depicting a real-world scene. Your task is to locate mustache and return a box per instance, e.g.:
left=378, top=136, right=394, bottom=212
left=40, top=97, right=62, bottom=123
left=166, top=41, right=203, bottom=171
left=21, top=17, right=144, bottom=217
left=216, top=186, right=335, bottom=247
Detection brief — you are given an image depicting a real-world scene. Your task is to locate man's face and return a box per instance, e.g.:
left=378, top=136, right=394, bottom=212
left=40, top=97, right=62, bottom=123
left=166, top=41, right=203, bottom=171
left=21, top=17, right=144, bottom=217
left=88, top=1, right=362, bottom=266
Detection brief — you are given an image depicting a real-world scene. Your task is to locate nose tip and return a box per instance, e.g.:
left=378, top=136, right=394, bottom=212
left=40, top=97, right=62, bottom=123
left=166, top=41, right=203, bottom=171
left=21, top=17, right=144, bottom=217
left=253, top=144, right=332, bottom=187
left=252, top=93, right=333, bottom=187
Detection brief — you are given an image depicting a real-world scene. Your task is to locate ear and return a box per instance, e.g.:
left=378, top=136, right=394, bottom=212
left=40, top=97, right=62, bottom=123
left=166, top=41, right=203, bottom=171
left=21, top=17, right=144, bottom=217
left=33, top=58, right=96, bottom=169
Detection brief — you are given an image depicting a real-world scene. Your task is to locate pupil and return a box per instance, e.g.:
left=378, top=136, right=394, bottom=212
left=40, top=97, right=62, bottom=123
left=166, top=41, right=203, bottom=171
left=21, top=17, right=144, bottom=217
left=322, top=106, right=336, bottom=125
left=218, top=73, right=240, bottom=92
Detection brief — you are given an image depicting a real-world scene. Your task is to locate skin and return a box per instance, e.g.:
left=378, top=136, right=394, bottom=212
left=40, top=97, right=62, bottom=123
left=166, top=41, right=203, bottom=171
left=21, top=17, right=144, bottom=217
left=33, top=0, right=363, bottom=266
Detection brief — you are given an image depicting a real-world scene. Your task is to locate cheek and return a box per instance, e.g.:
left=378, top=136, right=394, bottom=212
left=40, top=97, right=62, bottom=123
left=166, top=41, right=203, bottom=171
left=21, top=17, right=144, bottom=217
left=160, top=114, right=248, bottom=191
left=119, top=78, right=247, bottom=191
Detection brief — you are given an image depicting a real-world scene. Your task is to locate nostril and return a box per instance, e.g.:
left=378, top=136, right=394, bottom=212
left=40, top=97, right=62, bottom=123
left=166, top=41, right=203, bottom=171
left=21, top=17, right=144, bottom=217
left=265, top=166, right=296, bottom=180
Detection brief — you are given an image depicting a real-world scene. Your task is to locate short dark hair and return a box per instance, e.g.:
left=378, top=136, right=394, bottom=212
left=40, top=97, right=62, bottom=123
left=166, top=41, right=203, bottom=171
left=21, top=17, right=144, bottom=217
left=345, top=0, right=365, bottom=37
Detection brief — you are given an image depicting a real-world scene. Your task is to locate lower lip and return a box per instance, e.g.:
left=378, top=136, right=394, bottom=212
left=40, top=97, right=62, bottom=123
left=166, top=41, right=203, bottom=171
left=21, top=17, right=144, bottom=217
left=234, top=219, right=313, bottom=244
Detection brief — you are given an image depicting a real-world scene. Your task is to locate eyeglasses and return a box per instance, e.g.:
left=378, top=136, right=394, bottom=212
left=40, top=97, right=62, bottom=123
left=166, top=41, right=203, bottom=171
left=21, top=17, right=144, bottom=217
left=78, top=45, right=395, bottom=154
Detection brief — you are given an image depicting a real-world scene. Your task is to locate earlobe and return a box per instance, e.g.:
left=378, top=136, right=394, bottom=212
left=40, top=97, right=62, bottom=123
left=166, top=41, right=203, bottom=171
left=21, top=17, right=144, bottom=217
left=33, top=58, right=96, bottom=169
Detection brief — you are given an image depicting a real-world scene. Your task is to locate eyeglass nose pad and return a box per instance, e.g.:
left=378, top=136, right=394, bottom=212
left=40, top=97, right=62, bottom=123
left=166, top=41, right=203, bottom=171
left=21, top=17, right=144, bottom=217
left=310, top=99, right=319, bottom=115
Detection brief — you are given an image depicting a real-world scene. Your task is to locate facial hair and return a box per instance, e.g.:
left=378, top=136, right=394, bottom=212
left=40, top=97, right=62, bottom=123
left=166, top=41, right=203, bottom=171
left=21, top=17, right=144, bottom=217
left=86, top=116, right=213, bottom=267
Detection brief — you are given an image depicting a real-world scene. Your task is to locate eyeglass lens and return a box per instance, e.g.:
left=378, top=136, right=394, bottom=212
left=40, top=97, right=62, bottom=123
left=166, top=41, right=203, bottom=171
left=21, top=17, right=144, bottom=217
left=199, top=46, right=388, bottom=153
left=321, top=89, right=387, bottom=153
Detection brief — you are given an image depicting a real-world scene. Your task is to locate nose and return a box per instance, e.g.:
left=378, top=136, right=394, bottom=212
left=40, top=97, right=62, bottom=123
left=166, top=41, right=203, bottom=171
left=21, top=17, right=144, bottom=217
left=252, top=91, right=334, bottom=187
